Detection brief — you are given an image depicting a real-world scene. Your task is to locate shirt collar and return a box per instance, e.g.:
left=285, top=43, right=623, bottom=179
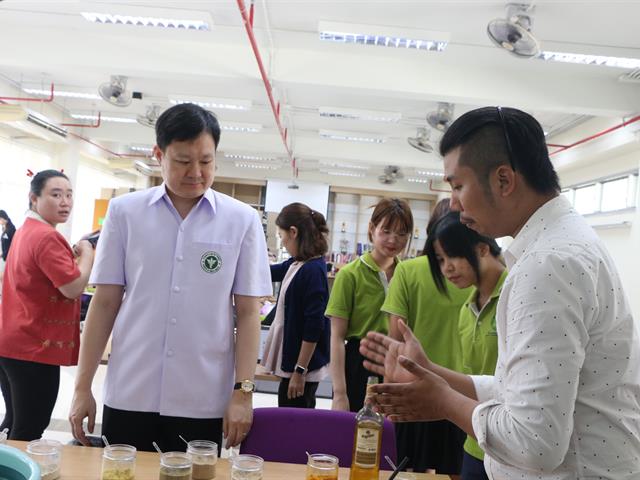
left=25, top=210, right=51, bottom=226
left=504, top=195, right=571, bottom=269
left=464, top=268, right=509, bottom=311
left=147, top=183, right=217, bottom=214
left=359, top=251, right=399, bottom=272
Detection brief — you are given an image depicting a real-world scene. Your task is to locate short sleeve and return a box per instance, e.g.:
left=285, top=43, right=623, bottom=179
left=381, top=262, right=409, bottom=318
left=34, top=231, right=80, bottom=288
left=325, top=268, right=355, bottom=319
left=89, top=199, right=126, bottom=285
left=232, top=209, right=272, bottom=297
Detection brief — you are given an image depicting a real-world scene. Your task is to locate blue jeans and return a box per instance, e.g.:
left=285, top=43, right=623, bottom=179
left=461, top=452, right=489, bottom=480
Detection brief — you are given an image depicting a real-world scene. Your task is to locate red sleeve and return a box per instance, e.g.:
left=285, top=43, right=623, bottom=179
left=34, top=231, right=81, bottom=289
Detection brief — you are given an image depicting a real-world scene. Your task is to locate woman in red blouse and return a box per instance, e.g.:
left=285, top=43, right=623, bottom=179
left=0, top=170, right=94, bottom=440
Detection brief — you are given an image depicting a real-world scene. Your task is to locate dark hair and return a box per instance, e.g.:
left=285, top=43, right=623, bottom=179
left=0, top=210, right=11, bottom=225
left=439, top=106, right=560, bottom=195
left=425, top=211, right=501, bottom=295
left=155, top=103, right=221, bottom=151
left=368, top=197, right=414, bottom=243
left=29, top=170, right=69, bottom=209
left=276, top=202, right=329, bottom=261
left=421, top=198, right=451, bottom=256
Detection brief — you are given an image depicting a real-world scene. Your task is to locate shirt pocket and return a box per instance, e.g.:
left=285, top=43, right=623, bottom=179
left=189, top=241, right=239, bottom=280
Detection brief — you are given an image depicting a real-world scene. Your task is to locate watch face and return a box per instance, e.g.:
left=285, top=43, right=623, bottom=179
left=241, top=380, right=255, bottom=393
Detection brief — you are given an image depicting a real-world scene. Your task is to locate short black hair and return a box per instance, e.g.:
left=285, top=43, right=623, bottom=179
left=440, top=106, right=560, bottom=195
left=155, top=103, right=221, bottom=151
left=29, top=170, right=69, bottom=209
left=425, top=211, right=501, bottom=295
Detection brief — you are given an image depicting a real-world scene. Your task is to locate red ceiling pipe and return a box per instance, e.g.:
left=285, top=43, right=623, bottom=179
left=249, top=0, right=255, bottom=27
left=68, top=132, right=150, bottom=159
left=236, top=0, right=295, bottom=169
left=0, top=83, right=54, bottom=102
left=550, top=115, right=640, bottom=156
left=61, top=112, right=101, bottom=128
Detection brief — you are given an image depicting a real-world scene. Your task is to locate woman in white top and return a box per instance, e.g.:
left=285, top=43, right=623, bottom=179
left=262, top=203, right=331, bottom=408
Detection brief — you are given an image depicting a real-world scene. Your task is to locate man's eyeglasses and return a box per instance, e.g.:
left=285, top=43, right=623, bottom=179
left=496, top=106, right=516, bottom=172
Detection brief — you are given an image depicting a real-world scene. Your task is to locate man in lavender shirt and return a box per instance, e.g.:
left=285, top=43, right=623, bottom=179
left=68, top=103, right=272, bottom=452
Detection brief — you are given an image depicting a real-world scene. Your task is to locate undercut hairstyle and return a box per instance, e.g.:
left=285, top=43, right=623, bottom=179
left=29, top=170, right=69, bottom=209
left=425, top=211, right=501, bottom=295
left=439, top=106, right=560, bottom=195
left=155, top=103, right=221, bottom=151
left=276, top=202, right=329, bottom=261
left=368, top=197, right=414, bottom=243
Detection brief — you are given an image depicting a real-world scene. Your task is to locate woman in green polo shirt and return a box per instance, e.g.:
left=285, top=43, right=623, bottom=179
left=425, top=211, right=507, bottom=480
left=382, top=199, right=471, bottom=475
left=326, top=197, right=413, bottom=412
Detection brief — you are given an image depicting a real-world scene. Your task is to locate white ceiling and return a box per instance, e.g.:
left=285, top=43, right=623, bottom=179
left=0, top=1, right=639, bottom=189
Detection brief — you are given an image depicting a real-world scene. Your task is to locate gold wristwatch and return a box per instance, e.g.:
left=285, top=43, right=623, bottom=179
left=233, top=379, right=256, bottom=393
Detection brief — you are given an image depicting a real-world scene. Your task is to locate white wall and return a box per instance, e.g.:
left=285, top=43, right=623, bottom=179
left=558, top=149, right=640, bottom=321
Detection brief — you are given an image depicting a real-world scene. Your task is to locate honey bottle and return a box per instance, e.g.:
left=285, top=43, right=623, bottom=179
left=349, top=376, right=384, bottom=480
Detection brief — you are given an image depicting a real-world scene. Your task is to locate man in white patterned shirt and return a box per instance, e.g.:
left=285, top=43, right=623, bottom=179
left=361, top=107, right=640, bottom=479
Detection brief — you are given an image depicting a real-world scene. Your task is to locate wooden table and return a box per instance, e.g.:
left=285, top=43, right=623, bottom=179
left=9, top=441, right=449, bottom=479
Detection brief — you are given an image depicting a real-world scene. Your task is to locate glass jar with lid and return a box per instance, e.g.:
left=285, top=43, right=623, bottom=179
left=101, top=444, right=136, bottom=480
left=186, top=440, right=217, bottom=480
left=159, top=452, right=192, bottom=480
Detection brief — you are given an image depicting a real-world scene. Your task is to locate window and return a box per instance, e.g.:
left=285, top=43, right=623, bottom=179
left=601, top=177, right=629, bottom=212
left=574, top=184, right=600, bottom=215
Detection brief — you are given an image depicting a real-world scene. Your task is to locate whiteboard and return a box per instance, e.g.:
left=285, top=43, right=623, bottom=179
left=265, top=179, right=330, bottom=217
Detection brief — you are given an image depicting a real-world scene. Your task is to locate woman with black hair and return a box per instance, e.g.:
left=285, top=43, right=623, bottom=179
left=261, top=202, right=331, bottom=408
left=424, top=211, right=506, bottom=480
left=0, top=170, right=95, bottom=440
left=0, top=210, right=15, bottom=262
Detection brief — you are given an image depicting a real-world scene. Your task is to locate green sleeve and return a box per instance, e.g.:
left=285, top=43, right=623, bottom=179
left=381, top=263, right=409, bottom=319
left=325, top=268, right=355, bottom=319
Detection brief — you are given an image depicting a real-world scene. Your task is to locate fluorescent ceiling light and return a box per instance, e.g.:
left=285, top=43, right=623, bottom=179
left=169, top=95, right=251, bottom=111
left=222, top=122, right=262, bottom=133
left=319, top=106, right=401, bottom=123
left=416, top=170, right=444, bottom=178
left=538, top=51, right=640, bottom=69
left=130, top=145, right=154, bottom=152
left=323, top=170, right=366, bottom=178
left=407, top=177, right=430, bottom=183
left=234, top=162, right=279, bottom=170
left=319, top=129, right=385, bottom=144
left=319, top=21, right=448, bottom=52
left=23, top=88, right=100, bottom=100
left=225, top=153, right=275, bottom=162
left=319, top=161, right=369, bottom=171
left=81, top=12, right=210, bottom=31
left=71, top=113, right=136, bottom=124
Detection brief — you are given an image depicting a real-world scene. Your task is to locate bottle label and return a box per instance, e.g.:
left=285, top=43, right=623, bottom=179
left=354, top=426, right=379, bottom=467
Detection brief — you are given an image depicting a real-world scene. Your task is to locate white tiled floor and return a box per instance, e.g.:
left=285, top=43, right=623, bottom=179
left=0, top=365, right=331, bottom=453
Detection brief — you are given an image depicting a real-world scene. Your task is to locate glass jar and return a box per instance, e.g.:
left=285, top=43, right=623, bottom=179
left=306, top=454, right=339, bottom=480
left=101, top=444, right=136, bottom=480
left=187, top=440, right=217, bottom=480
left=230, top=454, right=263, bottom=480
left=26, top=439, right=62, bottom=480
left=159, top=452, right=192, bottom=480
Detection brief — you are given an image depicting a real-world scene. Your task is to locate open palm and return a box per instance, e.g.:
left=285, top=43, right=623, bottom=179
left=360, top=319, right=431, bottom=384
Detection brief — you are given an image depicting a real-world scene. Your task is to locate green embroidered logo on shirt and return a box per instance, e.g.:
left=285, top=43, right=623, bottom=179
left=201, top=251, right=222, bottom=273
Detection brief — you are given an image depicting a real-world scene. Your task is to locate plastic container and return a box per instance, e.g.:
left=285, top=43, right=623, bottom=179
left=26, top=439, right=62, bottom=480
left=159, top=451, right=192, bottom=480
left=230, top=454, right=263, bottom=480
left=186, top=440, right=217, bottom=480
left=101, top=444, right=136, bottom=480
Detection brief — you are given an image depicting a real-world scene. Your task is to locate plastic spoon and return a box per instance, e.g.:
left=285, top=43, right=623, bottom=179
left=152, top=442, right=163, bottom=455
left=101, top=435, right=110, bottom=448
left=178, top=435, right=189, bottom=447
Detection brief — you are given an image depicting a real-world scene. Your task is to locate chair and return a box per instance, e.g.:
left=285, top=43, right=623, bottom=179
left=240, top=407, right=397, bottom=470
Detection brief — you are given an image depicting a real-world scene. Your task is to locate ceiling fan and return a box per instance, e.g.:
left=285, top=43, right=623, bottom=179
left=407, top=127, right=434, bottom=153
left=99, top=75, right=132, bottom=107
left=487, top=3, right=540, bottom=58
left=137, top=104, right=162, bottom=128
left=427, top=102, right=454, bottom=132
left=378, top=165, right=403, bottom=185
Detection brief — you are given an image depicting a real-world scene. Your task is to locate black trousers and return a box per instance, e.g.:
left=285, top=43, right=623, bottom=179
left=395, top=420, right=466, bottom=474
left=0, top=357, right=60, bottom=441
left=461, top=452, right=489, bottom=480
left=102, top=405, right=223, bottom=454
left=277, top=377, right=319, bottom=408
left=344, top=338, right=382, bottom=412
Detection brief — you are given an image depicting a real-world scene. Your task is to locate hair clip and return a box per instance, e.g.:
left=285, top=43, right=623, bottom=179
left=26, top=169, right=34, bottom=177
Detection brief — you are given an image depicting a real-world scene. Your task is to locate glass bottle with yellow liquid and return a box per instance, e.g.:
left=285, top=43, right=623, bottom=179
left=349, top=377, right=384, bottom=480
